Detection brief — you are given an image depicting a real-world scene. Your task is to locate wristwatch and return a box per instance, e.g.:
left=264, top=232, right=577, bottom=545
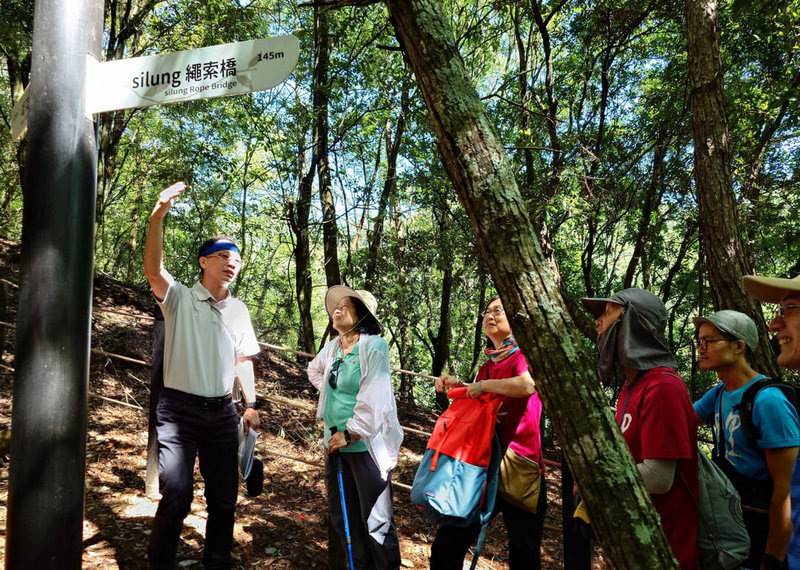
left=762, top=554, right=783, bottom=570
left=244, top=402, right=257, bottom=409
left=343, top=430, right=352, bottom=446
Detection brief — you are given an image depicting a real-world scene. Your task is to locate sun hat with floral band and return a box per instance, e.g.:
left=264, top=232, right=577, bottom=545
left=692, top=310, right=759, bottom=351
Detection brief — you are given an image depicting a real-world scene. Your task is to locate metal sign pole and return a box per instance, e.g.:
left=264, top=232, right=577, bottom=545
left=6, top=0, right=103, bottom=567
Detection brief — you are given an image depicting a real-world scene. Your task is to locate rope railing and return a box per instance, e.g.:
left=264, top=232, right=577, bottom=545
left=0, top=316, right=564, bottom=535
left=0, top=276, right=571, bottom=543
left=5, top=300, right=443, bottom=383
left=0, top=314, right=562, bottom=469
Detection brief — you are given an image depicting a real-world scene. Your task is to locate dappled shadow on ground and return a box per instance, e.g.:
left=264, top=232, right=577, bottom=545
left=0, top=237, right=581, bottom=568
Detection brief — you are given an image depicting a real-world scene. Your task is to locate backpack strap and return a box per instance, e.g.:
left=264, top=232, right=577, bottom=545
left=711, top=382, right=727, bottom=460
left=469, top=431, right=501, bottom=570
left=734, top=377, right=778, bottom=452
left=677, top=451, right=700, bottom=510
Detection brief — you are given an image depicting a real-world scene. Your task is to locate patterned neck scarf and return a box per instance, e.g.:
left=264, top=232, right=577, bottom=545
left=485, top=335, right=519, bottom=362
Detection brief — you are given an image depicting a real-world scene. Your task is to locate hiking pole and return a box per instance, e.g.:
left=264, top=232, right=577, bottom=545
left=330, top=427, right=356, bottom=570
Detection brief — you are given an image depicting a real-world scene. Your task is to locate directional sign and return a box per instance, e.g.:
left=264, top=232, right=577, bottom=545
left=85, top=35, right=299, bottom=115
left=11, top=87, right=29, bottom=141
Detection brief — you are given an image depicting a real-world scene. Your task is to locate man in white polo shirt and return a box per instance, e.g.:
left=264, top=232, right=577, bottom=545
left=143, top=181, right=260, bottom=569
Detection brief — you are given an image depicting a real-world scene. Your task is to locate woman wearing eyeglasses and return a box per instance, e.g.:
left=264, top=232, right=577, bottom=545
left=307, top=285, right=403, bottom=570
left=693, top=310, right=799, bottom=569
left=431, top=295, right=546, bottom=570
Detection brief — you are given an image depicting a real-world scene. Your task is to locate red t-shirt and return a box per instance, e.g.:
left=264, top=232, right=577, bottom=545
left=476, top=349, right=542, bottom=463
left=616, top=367, right=699, bottom=569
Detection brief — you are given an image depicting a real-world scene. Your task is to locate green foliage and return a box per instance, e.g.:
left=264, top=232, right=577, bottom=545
left=1, top=0, right=799, bottom=408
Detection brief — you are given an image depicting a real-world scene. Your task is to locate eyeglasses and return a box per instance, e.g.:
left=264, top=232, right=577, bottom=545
left=776, top=304, right=800, bottom=319
left=328, top=358, right=342, bottom=389
left=694, top=338, right=728, bottom=350
left=482, top=307, right=505, bottom=319
left=206, top=251, right=242, bottom=266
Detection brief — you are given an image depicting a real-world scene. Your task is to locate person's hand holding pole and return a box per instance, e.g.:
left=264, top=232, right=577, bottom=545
left=329, top=427, right=356, bottom=569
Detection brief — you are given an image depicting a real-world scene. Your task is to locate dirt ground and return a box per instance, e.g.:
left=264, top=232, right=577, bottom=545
left=0, top=237, right=594, bottom=569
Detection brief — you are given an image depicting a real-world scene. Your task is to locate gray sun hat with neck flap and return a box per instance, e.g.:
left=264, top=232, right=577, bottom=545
left=581, top=288, right=677, bottom=384
left=692, top=310, right=758, bottom=351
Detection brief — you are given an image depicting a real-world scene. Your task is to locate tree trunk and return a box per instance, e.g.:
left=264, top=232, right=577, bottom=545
left=384, top=1, right=678, bottom=566
left=4, top=33, right=30, bottom=226
left=528, top=0, right=564, bottom=203
left=393, top=210, right=414, bottom=405
left=430, top=263, right=452, bottom=413
left=469, top=269, right=488, bottom=380
left=365, top=72, right=410, bottom=290
left=685, top=0, right=779, bottom=378
left=740, top=69, right=800, bottom=203
left=522, top=0, right=595, bottom=341
left=126, top=188, right=142, bottom=282
left=314, top=2, right=340, bottom=287
left=289, top=158, right=316, bottom=355
left=624, top=132, right=667, bottom=289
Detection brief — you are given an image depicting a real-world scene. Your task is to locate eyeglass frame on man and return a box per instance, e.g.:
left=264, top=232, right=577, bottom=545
left=776, top=304, right=800, bottom=319
left=204, top=251, right=242, bottom=266
left=694, top=337, right=728, bottom=350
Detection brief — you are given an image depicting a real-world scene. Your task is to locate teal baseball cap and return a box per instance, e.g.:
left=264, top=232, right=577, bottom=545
left=692, top=310, right=759, bottom=351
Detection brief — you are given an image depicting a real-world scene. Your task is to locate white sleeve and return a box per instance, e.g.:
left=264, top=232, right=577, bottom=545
left=307, top=342, right=331, bottom=391
left=637, top=458, right=677, bottom=494
left=346, top=336, right=404, bottom=480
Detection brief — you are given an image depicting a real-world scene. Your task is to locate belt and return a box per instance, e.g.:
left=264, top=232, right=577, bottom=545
left=161, top=387, right=232, bottom=409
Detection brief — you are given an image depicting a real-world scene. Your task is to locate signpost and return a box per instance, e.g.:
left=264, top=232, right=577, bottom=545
left=7, top=7, right=300, bottom=566
left=85, top=35, right=299, bottom=114
left=12, top=35, right=300, bottom=139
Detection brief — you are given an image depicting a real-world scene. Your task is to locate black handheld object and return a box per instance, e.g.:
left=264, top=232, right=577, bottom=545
left=330, top=426, right=344, bottom=471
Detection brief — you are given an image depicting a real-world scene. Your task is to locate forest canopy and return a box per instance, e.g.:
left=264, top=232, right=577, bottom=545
left=1, top=0, right=799, bottom=409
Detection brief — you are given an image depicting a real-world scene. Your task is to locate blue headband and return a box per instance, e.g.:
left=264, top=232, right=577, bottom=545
left=199, top=241, right=240, bottom=259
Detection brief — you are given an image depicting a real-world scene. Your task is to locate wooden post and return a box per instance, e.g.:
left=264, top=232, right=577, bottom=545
left=146, top=311, right=165, bottom=498
left=0, top=276, right=6, bottom=361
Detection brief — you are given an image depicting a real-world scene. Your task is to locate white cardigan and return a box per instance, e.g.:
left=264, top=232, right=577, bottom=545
left=307, top=334, right=404, bottom=481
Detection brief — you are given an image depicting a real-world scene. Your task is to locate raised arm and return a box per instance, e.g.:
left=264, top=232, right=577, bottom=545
left=143, top=182, right=185, bottom=301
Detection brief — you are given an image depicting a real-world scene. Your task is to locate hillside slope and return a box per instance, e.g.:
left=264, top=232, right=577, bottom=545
left=0, top=237, right=568, bottom=568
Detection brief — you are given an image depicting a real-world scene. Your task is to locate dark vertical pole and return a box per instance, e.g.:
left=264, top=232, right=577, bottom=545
left=0, top=275, right=6, bottom=359
left=146, top=311, right=165, bottom=498
left=6, top=0, right=104, bottom=567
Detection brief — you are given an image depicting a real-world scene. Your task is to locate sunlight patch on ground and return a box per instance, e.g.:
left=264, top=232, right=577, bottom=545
left=119, top=495, right=210, bottom=536
left=401, top=449, right=424, bottom=461
left=120, top=495, right=159, bottom=518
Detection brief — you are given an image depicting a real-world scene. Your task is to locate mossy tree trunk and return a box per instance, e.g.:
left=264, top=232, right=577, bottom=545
left=384, top=0, right=679, bottom=566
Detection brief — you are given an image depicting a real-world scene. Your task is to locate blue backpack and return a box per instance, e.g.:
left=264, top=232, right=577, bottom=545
left=411, top=387, right=501, bottom=570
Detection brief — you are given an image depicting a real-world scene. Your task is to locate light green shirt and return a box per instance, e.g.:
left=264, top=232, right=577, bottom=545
left=324, top=343, right=368, bottom=453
